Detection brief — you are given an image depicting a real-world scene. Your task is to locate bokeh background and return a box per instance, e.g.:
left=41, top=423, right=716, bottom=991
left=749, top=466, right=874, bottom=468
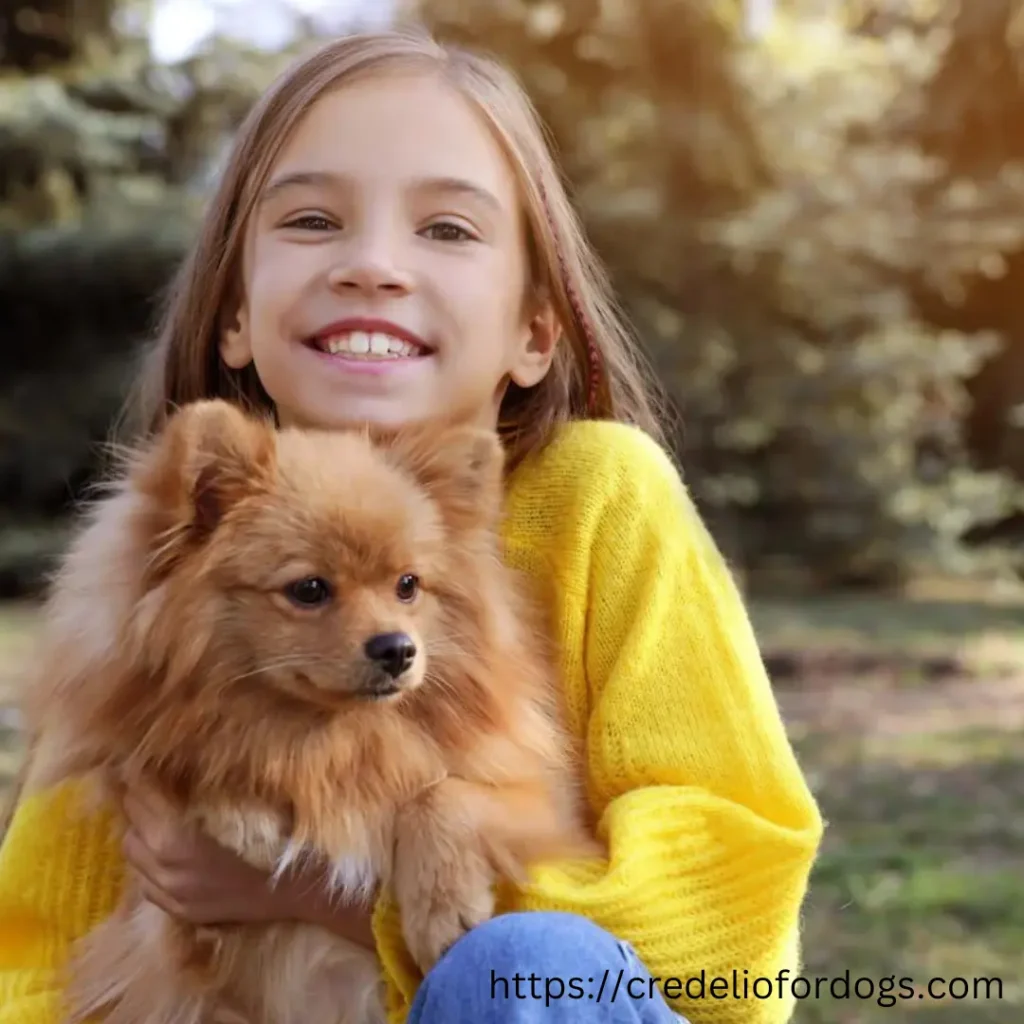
left=1, top=0, right=1023, bottom=1020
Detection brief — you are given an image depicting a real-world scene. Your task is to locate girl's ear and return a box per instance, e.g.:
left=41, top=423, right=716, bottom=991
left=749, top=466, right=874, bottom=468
left=508, top=300, right=561, bottom=389
left=220, top=304, right=253, bottom=369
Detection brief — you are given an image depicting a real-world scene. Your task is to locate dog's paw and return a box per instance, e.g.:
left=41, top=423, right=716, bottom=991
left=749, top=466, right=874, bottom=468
left=403, top=880, right=495, bottom=975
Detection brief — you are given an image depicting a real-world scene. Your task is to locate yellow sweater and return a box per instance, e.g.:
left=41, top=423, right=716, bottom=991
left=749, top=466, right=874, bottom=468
left=0, top=420, right=823, bottom=1024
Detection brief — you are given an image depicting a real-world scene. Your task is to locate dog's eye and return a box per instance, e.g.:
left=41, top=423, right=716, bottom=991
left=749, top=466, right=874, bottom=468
left=284, top=576, right=333, bottom=607
left=395, top=574, right=419, bottom=602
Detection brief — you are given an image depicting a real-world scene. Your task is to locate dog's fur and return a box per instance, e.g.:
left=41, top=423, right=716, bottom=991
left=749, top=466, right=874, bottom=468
left=20, top=399, right=596, bottom=1024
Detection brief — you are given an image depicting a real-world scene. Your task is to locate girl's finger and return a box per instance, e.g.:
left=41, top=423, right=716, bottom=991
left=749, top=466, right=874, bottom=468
left=122, top=785, right=175, bottom=833
left=136, top=876, right=183, bottom=920
left=122, top=826, right=180, bottom=892
left=122, top=826, right=156, bottom=876
left=123, top=792, right=194, bottom=865
left=121, top=793, right=160, bottom=843
left=136, top=875, right=221, bottom=926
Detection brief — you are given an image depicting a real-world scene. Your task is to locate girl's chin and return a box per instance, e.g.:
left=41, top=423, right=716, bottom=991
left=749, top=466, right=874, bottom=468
left=279, top=391, right=440, bottom=433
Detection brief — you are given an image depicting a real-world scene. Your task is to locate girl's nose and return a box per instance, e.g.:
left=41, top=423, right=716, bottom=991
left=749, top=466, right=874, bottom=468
left=327, top=240, right=413, bottom=295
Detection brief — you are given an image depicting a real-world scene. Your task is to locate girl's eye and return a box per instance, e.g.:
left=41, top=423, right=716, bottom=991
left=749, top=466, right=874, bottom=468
left=422, top=221, right=474, bottom=243
left=282, top=214, right=336, bottom=231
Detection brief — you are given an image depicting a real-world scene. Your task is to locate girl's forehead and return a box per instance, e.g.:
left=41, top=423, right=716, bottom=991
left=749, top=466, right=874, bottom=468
left=268, top=71, right=520, bottom=204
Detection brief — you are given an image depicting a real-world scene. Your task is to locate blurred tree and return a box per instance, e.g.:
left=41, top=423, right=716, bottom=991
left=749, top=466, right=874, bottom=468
left=0, top=0, right=192, bottom=594
left=0, top=0, right=117, bottom=69
left=412, top=0, right=1024, bottom=585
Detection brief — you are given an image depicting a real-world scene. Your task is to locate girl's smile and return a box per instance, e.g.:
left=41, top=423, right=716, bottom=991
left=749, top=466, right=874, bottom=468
left=302, top=317, right=435, bottom=380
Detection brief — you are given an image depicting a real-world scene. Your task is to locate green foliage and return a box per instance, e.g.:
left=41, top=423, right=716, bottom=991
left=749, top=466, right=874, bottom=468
left=412, top=0, right=1024, bottom=584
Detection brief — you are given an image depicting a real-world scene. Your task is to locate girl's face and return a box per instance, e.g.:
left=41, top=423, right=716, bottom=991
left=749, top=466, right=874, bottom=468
left=220, top=71, right=560, bottom=430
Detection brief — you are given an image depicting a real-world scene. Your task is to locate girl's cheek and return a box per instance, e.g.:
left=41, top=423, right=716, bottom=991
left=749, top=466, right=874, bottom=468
left=250, top=245, right=302, bottom=297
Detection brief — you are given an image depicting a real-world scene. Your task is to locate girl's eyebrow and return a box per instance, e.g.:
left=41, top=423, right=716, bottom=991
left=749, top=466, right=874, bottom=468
left=259, top=170, right=501, bottom=212
left=412, top=176, right=502, bottom=213
left=260, top=170, right=338, bottom=204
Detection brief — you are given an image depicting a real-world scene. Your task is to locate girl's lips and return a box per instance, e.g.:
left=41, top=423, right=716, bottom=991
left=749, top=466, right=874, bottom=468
left=297, top=319, right=436, bottom=381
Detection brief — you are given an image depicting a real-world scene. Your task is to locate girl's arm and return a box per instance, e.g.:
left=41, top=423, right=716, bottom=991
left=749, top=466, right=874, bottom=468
left=519, top=426, right=824, bottom=1024
left=375, top=422, right=824, bottom=1024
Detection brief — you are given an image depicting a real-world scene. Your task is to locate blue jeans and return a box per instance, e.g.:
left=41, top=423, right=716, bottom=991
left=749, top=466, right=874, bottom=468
left=408, top=911, right=687, bottom=1022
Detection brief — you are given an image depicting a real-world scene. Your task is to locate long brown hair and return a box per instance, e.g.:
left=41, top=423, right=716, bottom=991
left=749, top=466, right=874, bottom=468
left=120, top=27, right=671, bottom=467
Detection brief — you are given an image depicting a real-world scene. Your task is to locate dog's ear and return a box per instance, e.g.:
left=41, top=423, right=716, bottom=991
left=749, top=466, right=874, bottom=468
left=143, top=399, right=276, bottom=544
left=375, top=421, right=505, bottom=532
left=179, top=400, right=276, bottom=536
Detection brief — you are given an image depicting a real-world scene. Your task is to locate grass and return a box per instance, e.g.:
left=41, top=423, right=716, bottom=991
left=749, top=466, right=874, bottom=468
left=751, top=591, right=1024, bottom=1023
left=0, top=589, right=1022, bottom=1022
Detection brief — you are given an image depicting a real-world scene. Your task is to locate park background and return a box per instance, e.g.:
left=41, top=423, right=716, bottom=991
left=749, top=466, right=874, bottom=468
left=1, top=1, right=1023, bottom=1019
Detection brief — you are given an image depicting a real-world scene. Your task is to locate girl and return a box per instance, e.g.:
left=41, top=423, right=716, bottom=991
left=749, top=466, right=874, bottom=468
left=0, top=28, right=822, bottom=1024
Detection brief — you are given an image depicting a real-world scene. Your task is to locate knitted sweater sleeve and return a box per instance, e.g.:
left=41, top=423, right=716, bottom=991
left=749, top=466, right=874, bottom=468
left=0, top=778, right=124, bottom=1023
left=509, top=425, right=824, bottom=1024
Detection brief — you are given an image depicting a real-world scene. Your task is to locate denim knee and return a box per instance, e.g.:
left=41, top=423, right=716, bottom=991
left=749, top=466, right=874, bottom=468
left=408, top=911, right=684, bottom=1023
left=443, top=910, right=622, bottom=978
left=419, top=909, right=630, bottom=1005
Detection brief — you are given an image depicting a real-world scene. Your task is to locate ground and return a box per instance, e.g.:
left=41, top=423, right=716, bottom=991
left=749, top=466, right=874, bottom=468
left=751, top=588, right=1024, bottom=1023
left=0, top=589, right=1021, bottom=1022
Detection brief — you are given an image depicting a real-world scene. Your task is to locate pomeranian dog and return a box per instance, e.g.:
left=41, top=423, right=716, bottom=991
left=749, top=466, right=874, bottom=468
left=20, top=398, right=596, bottom=1024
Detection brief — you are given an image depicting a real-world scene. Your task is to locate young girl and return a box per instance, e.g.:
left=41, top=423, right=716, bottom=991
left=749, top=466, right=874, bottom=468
left=0, top=29, right=822, bottom=1024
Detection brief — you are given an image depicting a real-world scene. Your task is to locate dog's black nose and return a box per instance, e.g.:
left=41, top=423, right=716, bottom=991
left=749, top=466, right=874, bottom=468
left=364, top=632, right=417, bottom=679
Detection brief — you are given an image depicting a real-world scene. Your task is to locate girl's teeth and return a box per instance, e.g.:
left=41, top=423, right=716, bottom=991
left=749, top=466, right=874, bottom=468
left=322, top=333, right=421, bottom=358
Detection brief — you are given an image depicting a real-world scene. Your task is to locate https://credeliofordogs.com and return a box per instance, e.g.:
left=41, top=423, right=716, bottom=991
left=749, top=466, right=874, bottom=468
left=488, top=967, right=1005, bottom=1008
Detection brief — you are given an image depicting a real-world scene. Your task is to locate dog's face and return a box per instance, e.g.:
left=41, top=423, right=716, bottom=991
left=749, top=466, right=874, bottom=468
left=132, top=400, right=505, bottom=712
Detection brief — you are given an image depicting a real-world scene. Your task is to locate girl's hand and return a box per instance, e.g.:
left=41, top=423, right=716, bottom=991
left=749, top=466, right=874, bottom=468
left=121, top=785, right=376, bottom=947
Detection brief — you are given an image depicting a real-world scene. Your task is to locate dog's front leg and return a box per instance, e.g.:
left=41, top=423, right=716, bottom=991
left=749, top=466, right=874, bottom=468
left=390, top=772, right=589, bottom=976
left=391, top=777, right=499, bottom=976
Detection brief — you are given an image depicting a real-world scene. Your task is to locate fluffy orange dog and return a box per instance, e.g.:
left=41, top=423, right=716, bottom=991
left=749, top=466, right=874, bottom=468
left=21, top=399, right=595, bottom=1024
